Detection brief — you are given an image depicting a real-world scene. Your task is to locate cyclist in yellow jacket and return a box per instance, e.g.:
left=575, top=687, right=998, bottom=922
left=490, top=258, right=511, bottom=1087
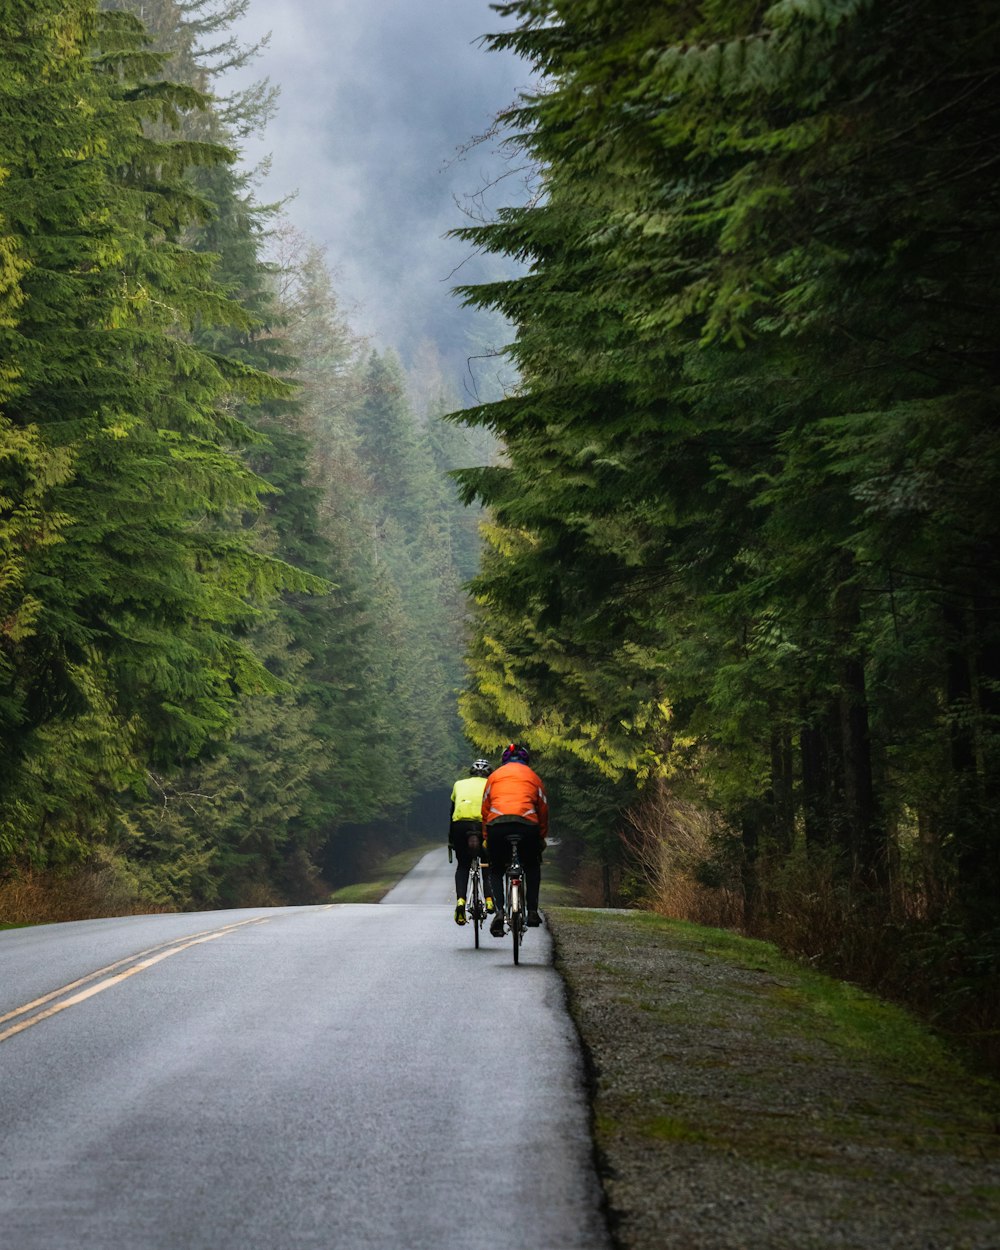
left=449, top=759, right=494, bottom=925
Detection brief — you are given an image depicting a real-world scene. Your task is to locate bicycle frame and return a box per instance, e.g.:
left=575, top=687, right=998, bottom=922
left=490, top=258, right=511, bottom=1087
left=504, top=834, right=527, bottom=965
left=468, top=853, right=487, bottom=948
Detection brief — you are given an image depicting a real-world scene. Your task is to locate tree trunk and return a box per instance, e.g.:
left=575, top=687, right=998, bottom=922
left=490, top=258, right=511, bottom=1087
left=800, top=705, right=837, bottom=850
left=770, top=727, right=796, bottom=853
left=740, top=804, right=761, bottom=931
left=831, top=569, right=884, bottom=885
left=839, top=653, right=884, bottom=885
left=944, top=601, right=981, bottom=909
left=946, top=596, right=1000, bottom=927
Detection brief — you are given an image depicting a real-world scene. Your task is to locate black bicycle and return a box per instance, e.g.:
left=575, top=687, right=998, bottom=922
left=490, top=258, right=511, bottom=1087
left=449, top=836, right=488, bottom=948
left=467, top=849, right=488, bottom=948
left=504, top=833, right=527, bottom=965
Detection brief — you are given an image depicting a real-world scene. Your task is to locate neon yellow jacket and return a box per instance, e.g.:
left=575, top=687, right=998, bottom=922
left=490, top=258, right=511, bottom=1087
left=450, top=775, right=487, bottom=823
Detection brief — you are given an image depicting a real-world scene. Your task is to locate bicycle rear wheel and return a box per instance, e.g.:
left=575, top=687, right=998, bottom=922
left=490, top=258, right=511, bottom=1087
left=510, top=877, right=522, bottom=965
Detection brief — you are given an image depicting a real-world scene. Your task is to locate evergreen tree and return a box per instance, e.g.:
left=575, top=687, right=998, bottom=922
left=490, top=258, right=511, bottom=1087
left=0, top=1, right=308, bottom=867
left=451, top=0, right=1000, bottom=960
left=97, top=1, right=416, bottom=901
left=351, top=349, right=465, bottom=793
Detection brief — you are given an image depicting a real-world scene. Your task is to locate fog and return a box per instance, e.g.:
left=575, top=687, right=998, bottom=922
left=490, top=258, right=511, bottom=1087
left=225, top=0, right=531, bottom=397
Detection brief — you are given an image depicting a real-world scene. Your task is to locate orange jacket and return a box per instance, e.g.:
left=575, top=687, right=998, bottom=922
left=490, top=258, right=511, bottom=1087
left=481, top=761, right=549, bottom=838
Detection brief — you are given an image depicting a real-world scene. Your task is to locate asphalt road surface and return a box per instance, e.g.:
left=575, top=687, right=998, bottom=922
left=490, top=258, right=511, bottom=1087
left=0, top=850, right=610, bottom=1249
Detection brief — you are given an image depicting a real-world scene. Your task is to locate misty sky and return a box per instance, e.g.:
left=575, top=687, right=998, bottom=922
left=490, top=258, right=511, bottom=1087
left=225, top=0, right=531, bottom=392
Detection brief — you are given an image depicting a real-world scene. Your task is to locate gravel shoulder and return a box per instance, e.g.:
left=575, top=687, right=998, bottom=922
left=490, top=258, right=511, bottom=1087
left=547, top=907, right=1000, bottom=1250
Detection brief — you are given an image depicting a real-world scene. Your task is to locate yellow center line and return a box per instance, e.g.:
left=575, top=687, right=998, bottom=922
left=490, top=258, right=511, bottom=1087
left=0, top=916, right=269, bottom=1044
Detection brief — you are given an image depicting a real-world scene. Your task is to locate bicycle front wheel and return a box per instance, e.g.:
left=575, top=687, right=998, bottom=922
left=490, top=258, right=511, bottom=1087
left=471, top=868, right=481, bottom=949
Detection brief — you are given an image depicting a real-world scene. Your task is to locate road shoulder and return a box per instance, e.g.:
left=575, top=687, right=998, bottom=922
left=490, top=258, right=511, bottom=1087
left=548, top=906, right=1000, bottom=1250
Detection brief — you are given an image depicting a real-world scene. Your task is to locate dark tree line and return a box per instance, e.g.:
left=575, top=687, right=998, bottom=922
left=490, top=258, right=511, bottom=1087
left=452, top=0, right=1000, bottom=1049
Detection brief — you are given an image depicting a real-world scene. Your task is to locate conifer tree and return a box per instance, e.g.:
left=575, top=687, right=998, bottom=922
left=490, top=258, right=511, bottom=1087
left=96, top=1, right=418, bottom=900
left=0, top=0, right=310, bottom=867
left=351, top=350, right=466, bottom=792
left=452, top=0, right=1000, bottom=957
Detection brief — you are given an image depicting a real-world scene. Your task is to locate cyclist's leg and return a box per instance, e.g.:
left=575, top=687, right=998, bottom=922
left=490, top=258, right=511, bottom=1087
left=449, top=828, right=463, bottom=896
left=486, top=830, right=507, bottom=910
left=452, top=822, right=478, bottom=924
left=479, top=842, right=495, bottom=911
left=487, top=828, right=511, bottom=935
left=521, top=828, right=543, bottom=922
left=524, top=834, right=541, bottom=909
left=451, top=821, right=475, bottom=898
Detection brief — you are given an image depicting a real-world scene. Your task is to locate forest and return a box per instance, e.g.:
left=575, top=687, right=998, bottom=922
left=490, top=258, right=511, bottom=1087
left=2, top=0, right=999, bottom=1061
left=0, top=0, right=486, bottom=913
left=450, top=0, right=1000, bottom=1061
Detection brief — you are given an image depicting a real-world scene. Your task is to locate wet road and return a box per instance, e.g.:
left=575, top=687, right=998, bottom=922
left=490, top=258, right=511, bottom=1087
left=0, top=850, right=609, bottom=1249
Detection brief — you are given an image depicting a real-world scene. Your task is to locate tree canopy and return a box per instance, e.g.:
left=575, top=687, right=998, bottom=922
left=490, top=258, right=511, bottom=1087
left=1, top=0, right=477, bottom=904
left=451, top=0, right=1000, bottom=1026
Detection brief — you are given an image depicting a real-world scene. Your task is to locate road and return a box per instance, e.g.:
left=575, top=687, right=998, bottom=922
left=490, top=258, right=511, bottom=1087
left=0, top=850, right=610, bottom=1249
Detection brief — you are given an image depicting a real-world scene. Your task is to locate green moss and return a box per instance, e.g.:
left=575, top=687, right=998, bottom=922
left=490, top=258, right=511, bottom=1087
left=539, top=880, right=581, bottom=905
left=577, top=909, right=997, bottom=1095
left=641, top=1115, right=709, bottom=1144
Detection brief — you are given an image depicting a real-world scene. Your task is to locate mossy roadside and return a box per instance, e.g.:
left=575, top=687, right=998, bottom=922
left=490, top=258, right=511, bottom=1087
left=328, top=836, right=580, bottom=906
left=548, top=906, right=1000, bottom=1250
left=326, top=841, right=441, bottom=903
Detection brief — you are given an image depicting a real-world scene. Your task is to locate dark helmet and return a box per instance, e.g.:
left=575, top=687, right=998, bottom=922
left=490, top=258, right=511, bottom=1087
left=501, top=742, right=530, bottom=765
left=469, top=758, right=493, bottom=777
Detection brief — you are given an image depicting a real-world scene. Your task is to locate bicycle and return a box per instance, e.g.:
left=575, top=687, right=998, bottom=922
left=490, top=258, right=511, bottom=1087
left=504, top=833, right=527, bottom=965
left=449, top=834, right=489, bottom=948
left=467, top=850, right=488, bottom=948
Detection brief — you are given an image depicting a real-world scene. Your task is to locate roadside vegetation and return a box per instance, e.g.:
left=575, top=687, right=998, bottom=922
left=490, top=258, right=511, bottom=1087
left=1, top=0, right=485, bottom=919
left=451, top=0, right=1000, bottom=1069
left=327, top=843, right=442, bottom=904
left=550, top=907, right=1000, bottom=1250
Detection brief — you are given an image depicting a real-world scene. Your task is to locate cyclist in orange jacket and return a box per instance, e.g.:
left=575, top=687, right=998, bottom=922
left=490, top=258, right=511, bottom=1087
left=483, top=742, right=548, bottom=936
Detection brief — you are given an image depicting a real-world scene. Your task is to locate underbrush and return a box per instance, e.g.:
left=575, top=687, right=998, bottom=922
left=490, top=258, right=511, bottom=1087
left=621, top=788, right=1000, bottom=1074
left=747, top=865, right=1000, bottom=1073
left=0, top=856, right=167, bottom=927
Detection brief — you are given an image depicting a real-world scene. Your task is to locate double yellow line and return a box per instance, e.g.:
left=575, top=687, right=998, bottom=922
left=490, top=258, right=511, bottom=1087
left=0, top=915, right=269, bottom=1044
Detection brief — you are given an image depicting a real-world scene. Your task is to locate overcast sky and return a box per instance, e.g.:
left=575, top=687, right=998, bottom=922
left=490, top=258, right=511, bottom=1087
left=224, top=0, right=531, bottom=390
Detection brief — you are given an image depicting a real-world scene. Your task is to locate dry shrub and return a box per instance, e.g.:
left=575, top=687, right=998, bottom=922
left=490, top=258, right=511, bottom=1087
left=616, top=782, right=1000, bottom=1071
left=570, top=859, right=627, bottom=908
left=622, top=779, right=743, bottom=929
left=750, top=846, right=903, bottom=981
left=0, top=860, right=165, bottom=925
left=227, top=880, right=286, bottom=909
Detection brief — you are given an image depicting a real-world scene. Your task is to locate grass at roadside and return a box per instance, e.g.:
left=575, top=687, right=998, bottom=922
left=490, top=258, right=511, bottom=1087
left=539, top=840, right=579, bottom=906
left=326, top=842, right=441, bottom=903
left=548, top=907, right=1000, bottom=1250
left=609, top=910, right=975, bottom=1084
left=327, top=837, right=583, bottom=907
left=539, top=880, right=579, bottom=905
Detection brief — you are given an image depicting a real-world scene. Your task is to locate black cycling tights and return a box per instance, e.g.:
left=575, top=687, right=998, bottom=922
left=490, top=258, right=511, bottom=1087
left=487, top=827, right=542, bottom=912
